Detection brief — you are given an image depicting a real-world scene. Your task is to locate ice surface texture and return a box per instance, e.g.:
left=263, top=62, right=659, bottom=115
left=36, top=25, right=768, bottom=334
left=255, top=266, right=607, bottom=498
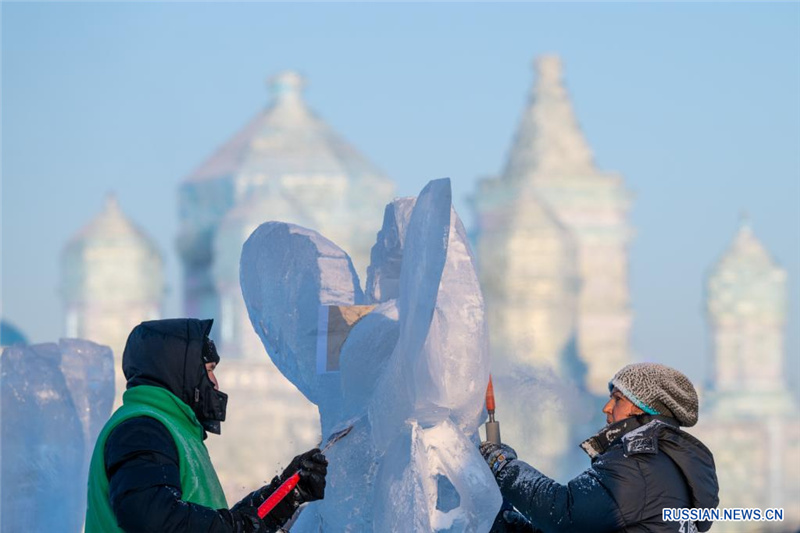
left=241, top=178, right=502, bottom=531
left=0, top=339, right=114, bottom=533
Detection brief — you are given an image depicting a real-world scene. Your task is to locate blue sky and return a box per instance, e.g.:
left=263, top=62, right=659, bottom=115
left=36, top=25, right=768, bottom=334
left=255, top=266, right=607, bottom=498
left=2, top=2, right=799, bottom=387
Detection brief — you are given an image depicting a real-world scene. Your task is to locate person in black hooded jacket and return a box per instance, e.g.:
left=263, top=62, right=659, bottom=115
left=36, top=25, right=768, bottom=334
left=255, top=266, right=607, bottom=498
left=481, top=363, right=720, bottom=533
left=86, top=318, right=327, bottom=533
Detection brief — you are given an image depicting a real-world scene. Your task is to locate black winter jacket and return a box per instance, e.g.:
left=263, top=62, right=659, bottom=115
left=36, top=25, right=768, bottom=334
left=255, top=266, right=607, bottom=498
left=104, top=318, right=295, bottom=532
left=105, top=417, right=289, bottom=532
left=496, top=415, right=719, bottom=533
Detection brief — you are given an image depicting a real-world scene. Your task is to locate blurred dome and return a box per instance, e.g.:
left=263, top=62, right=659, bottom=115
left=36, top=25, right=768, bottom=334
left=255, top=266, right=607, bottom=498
left=0, top=320, right=28, bottom=347
left=708, top=218, right=786, bottom=322
left=61, top=194, right=164, bottom=305
left=180, top=71, right=395, bottom=278
left=186, top=71, right=392, bottom=193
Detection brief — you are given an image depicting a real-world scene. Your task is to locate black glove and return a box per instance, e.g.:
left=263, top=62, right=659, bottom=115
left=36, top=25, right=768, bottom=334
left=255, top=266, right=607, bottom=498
left=228, top=448, right=329, bottom=532
left=230, top=478, right=298, bottom=532
left=500, top=509, right=540, bottom=532
left=221, top=505, right=271, bottom=533
left=282, top=448, right=328, bottom=503
left=490, top=500, right=541, bottom=533
left=480, top=441, right=517, bottom=477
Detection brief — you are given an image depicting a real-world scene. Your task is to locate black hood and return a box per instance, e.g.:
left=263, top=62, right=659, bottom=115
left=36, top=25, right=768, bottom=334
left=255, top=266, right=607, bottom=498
left=658, top=427, right=720, bottom=532
left=122, top=318, right=227, bottom=434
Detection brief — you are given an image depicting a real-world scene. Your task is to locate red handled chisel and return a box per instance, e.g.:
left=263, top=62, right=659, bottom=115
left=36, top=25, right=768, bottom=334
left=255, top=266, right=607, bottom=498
left=257, top=424, right=353, bottom=519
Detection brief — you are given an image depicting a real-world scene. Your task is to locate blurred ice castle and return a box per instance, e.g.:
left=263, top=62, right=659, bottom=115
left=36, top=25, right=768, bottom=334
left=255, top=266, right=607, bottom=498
left=473, top=56, right=634, bottom=478
left=60, top=194, right=164, bottom=403
left=694, top=219, right=800, bottom=531
left=56, top=59, right=798, bottom=529
left=476, top=56, right=633, bottom=399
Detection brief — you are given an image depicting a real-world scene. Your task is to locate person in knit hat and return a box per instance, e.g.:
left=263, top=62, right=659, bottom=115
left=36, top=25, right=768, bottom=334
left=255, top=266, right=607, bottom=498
left=481, top=362, right=719, bottom=533
left=609, top=362, right=699, bottom=426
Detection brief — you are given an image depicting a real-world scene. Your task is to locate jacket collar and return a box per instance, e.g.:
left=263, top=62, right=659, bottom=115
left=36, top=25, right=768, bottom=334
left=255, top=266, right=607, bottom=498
left=122, top=384, right=206, bottom=440
left=579, top=414, right=679, bottom=458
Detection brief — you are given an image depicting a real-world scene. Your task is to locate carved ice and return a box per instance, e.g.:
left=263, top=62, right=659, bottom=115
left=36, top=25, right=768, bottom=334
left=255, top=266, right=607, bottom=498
left=240, top=178, right=502, bottom=531
left=0, top=339, right=114, bottom=533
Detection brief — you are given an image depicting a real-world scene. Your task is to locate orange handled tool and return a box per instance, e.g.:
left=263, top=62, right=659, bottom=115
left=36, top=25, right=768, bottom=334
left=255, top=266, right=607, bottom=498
left=486, top=375, right=496, bottom=412
left=484, top=375, right=501, bottom=444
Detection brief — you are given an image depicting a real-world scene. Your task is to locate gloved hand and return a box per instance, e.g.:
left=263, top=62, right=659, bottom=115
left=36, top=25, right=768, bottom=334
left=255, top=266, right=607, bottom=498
left=499, top=509, right=540, bottom=532
left=281, top=448, right=328, bottom=503
left=480, top=441, right=517, bottom=477
left=229, top=448, right=329, bottom=532
left=489, top=500, right=541, bottom=533
left=222, top=505, right=271, bottom=533
left=230, top=476, right=301, bottom=532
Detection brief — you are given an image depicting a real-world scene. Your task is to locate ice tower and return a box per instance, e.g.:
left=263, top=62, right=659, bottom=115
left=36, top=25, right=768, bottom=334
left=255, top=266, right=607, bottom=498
left=695, top=218, right=800, bottom=531
left=476, top=56, right=633, bottom=395
left=475, top=182, right=579, bottom=371
left=61, top=194, right=163, bottom=361
left=706, top=218, right=793, bottom=411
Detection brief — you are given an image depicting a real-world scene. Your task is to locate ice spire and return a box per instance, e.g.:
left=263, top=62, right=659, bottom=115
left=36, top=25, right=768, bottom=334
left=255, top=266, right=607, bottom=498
left=267, top=71, right=312, bottom=122
left=66, top=193, right=157, bottom=252
left=707, top=216, right=788, bottom=399
left=104, top=191, right=120, bottom=213
left=712, top=215, right=782, bottom=286
left=503, top=55, right=595, bottom=181
left=61, top=193, right=163, bottom=358
left=270, top=71, right=304, bottom=99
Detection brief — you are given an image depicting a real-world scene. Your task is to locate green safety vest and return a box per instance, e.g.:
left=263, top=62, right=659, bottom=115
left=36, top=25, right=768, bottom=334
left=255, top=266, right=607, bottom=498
left=85, top=385, right=228, bottom=532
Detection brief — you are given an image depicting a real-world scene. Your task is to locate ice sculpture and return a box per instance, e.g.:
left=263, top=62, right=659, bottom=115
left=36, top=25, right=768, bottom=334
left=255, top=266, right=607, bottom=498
left=59, top=339, right=116, bottom=522
left=0, top=339, right=114, bottom=533
left=241, top=178, right=502, bottom=531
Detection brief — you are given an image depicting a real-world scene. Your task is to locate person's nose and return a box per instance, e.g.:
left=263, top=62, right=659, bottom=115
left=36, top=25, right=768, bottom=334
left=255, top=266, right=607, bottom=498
left=602, top=398, right=613, bottom=415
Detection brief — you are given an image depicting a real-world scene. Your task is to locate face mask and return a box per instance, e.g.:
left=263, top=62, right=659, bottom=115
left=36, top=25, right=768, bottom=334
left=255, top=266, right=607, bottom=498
left=193, top=374, right=228, bottom=435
